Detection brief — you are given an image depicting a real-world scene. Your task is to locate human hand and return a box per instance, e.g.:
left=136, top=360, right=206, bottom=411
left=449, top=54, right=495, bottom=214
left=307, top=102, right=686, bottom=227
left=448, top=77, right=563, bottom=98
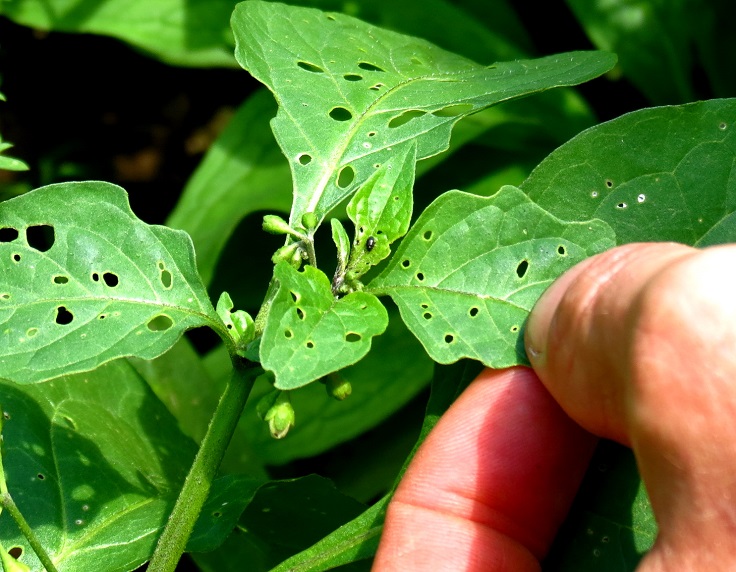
left=374, top=242, right=736, bottom=571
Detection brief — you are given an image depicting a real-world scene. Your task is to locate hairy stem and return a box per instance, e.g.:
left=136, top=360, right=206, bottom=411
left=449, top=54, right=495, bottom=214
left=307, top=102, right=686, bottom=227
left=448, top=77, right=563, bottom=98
left=147, top=358, right=259, bottom=572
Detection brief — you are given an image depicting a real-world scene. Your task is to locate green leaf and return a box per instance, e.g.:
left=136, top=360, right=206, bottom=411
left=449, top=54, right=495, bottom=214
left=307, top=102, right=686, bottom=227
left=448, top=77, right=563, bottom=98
left=0, top=137, right=28, bottom=173
left=192, top=475, right=365, bottom=572
left=370, top=186, right=616, bottom=367
left=232, top=1, right=616, bottom=226
left=520, top=99, right=736, bottom=247
left=344, top=142, right=416, bottom=281
left=166, top=89, right=292, bottom=286
left=0, top=360, right=197, bottom=572
left=0, top=0, right=238, bottom=67
left=566, top=0, right=694, bottom=104
left=261, top=263, right=388, bottom=390
left=0, top=181, right=223, bottom=384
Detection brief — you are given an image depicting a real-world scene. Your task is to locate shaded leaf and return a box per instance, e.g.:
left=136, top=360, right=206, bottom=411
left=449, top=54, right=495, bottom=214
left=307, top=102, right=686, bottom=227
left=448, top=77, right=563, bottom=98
left=232, top=1, right=616, bottom=226
left=520, top=99, right=736, bottom=247
left=544, top=441, right=657, bottom=571
left=261, top=263, right=388, bottom=390
left=370, top=186, right=615, bottom=367
left=166, top=90, right=293, bottom=286
left=0, top=361, right=197, bottom=572
left=0, top=136, right=28, bottom=172
left=0, top=182, right=223, bottom=384
left=566, top=0, right=694, bottom=104
left=192, top=475, right=365, bottom=572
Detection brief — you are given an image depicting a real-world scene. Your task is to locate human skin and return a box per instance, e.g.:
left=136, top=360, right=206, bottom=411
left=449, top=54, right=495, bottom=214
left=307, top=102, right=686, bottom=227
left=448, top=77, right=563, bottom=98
left=373, top=242, right=736, bottom=571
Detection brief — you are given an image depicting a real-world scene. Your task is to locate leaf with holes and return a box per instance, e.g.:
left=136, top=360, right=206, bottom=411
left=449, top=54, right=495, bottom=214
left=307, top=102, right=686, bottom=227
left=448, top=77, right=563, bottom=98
left=344, top=142, right=416, bottom=281
left=369, top=186, right=616, bottom=367
left=0, top=360, right=198, bottom=572
left=261, top=263, right=388, bottom=390
left=0, top=181, right=223, bottom=384
left=232, top=1, right=616, bottom=227
left=521, top=99, right=736, bottom=247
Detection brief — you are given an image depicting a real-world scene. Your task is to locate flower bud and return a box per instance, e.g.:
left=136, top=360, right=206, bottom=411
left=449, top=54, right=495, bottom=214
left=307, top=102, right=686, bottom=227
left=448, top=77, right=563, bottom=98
left=262, top=214, right=295, bottom=235
left=271, top=242, right=303, bottom=268
left=257, top=390, right=295, bottom=439
left=325, top=374, right=352, bottom=401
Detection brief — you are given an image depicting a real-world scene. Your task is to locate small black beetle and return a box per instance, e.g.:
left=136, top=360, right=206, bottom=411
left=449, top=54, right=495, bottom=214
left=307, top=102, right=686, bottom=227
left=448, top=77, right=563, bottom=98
left=366, top=236, right=376, bottom=252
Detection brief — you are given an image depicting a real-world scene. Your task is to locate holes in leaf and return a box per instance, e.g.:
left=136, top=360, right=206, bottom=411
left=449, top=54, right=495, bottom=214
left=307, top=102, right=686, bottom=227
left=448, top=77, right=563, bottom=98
left=212, top=511, right=223, bottom=518
left=12, top=253, right=20, bottom=262
left=102, top=272, right=119, bottom=287
left=400, top=259, right=411, bottom=269
left=160, top=269, right=172, bottom=289
left=423, top=312, right=432, bottom=320
left=444, top=334, right=454, bottom=344
left=2, top=411, right=10, bottom=420
left=329, top=107, right=353, bottom=122
left=92, top=273, right=100, bottom=282
left=343, top=74, right=362, bottom=81
left=147, top=315, right=173, bottom=332
left=0, top=227, right=19, bottom=242
left=605, top=179, right=614, bottom=188
left=0, top=293, right=9, bottom=300
left=432, top=103, right=473, bottom=117
left=297, top=153, right=312, bottom=165
left=55, top=306, right=74, bottom=325
left=369, top=83, right=385, bottom=91
left=420, top=303, right=429, bottom=309
left=53, top=275, right=69, bottom=284
left=337, top=165, right=355, bottom=188
left=557, top=245, right=566, bottom=256
left=416, top=272, right=425, bottom=281
left=306, top=341, right=315, bottom=349
left=284, top=329, right=293, bottom=339
left=297, top=61, right=324, bottom=73
left=8, top=547, right=22, bottom=559
left=469, top=307, right=479, bottom=317
left=98, top=314, right=107, bottom=320
left=25, top=224, right=55, bottom=252
left=26, top=328, right=38, bottom=338
left=516, top=260, right=529, bottom=279
left=411, top=57, right=423, bottom=66
left=510, top=325, right=519, bottom=333
left=367, top=131, right=377, bottom=137
left=37, top=473, right=45, bottom=480
left=616, top=202, right=628, bottom=209
left=719, top=122, right=727, bottom=130
left=423, top=230, right=433, bottom=241
left=345, top=332, right=361, bottom=342
left=591, top=191, right=599, bottom=198
left=290, top=291, right=299, bottom=303
left=296, top=307, right=305, bottom=320
left=388, top=110, right=426, bottom=128
left=358, top=62, right=385, bottom=72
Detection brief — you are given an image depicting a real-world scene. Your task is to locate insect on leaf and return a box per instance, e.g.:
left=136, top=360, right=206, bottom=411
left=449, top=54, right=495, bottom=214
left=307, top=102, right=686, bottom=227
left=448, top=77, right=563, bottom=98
left=232, top=1, right=616, bottom=227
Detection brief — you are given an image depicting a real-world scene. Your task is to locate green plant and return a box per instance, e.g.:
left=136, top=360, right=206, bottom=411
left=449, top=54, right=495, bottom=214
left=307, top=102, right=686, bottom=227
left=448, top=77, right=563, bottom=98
left=0, top=1, right=734, bottom=571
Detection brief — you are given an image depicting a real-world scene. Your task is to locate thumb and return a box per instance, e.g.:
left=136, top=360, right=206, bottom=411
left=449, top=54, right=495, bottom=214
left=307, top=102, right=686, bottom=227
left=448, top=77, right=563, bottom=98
left=524, top=242, right=736, bottom=570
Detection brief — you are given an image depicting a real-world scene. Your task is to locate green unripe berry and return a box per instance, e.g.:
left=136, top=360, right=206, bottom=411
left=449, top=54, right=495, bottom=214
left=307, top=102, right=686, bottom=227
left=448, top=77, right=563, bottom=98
left=301, top=211, right=319, bottom=230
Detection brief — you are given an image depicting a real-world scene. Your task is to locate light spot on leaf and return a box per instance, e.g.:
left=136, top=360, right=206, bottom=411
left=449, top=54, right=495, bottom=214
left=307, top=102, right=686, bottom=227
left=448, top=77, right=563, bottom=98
left=329, top=107, right=353, bottom=121
left=358, top=62, right=385, bottom=72
left=26, top=328, right=38, bottom=337
left=25, top=224, right=55, bottom=252
left=0, top=227, right=19, bottom=242
left=55, top=306, right=74, bottom=325
left=297, top=61, right=324, bottom=73
left=337, top=165, right=355, bottom=188
left=637, top=194, right=646, bottom=203
left=591, top=191, right=599, bottom=198
left=411, top=57, right=423, bottom=66
left=147, top=315, right=173, bottom=332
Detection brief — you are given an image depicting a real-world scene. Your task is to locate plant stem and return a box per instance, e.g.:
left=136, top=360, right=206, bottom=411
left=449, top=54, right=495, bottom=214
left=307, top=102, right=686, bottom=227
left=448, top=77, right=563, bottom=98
left=147, top=358, right=259, bottom=572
